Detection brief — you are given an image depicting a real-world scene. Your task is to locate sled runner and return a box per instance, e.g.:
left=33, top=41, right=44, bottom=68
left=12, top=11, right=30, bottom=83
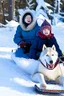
left=35, top=84, right=64, bottom=94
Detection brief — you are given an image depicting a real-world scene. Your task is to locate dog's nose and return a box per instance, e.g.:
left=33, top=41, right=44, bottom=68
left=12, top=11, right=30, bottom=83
left=50, top=60, right=53, bottom=64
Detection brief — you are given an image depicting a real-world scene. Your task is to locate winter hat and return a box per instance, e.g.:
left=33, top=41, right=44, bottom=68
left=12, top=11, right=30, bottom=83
left=40, top=19, right=51, bottom=34
left=38, top=20, right=54, bottom=39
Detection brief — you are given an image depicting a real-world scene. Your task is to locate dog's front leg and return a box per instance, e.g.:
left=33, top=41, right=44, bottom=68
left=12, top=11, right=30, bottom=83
left=32, top=72, right=47, bottom=89
left=39, top=73, right=47, bottom=89
left=56, top=76, right=64, bottom=86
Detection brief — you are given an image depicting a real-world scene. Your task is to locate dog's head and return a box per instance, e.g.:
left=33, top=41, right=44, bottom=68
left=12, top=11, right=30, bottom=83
left=39, top=45, right=58, bottom=69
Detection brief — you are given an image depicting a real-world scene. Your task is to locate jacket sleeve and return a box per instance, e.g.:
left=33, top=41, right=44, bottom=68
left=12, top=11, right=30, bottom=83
left=52, top=37, right=62, bottom=56
left=35, top=23, right=40, bottom=36
left=29, top=38, right=38, bottom=59
left=13, top=25, right=23, bottom=46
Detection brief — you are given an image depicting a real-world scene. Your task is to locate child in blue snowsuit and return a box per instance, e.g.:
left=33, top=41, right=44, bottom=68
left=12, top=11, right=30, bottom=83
left=13, top=9, right=40, bottom=58
left=29, top=20, right=63, bottom=60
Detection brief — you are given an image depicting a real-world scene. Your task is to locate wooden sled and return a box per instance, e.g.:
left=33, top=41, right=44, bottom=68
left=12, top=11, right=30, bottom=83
left=35, top=84, right=64, bottom=94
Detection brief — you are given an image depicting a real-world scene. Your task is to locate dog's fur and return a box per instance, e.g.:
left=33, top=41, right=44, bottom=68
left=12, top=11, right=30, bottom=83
left=32, top=45, right=64, bottom=89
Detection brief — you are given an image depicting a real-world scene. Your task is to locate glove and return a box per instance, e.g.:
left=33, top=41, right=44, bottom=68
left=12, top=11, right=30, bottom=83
left=26, top=42, right=31, bottom=47
left=24, top=42, right=31, bottom=53
left=20, top=41, right=26, bottom=48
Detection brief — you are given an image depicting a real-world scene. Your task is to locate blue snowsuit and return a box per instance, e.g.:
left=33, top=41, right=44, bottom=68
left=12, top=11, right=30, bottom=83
left=13, top=10, right=40, bottom=57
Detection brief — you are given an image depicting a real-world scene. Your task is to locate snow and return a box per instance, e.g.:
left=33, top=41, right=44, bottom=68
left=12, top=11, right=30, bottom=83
left=52, top=25, right=64, bottom=52
left=37, top=14, right=50, bottom=26
left=36, top=0, right=48, bottom=11
left=0, top=19, right=64, bottom=96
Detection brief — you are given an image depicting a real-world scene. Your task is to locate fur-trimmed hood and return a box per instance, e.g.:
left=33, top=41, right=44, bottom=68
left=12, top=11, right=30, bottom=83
left=20, top=9, right=37, bottom=31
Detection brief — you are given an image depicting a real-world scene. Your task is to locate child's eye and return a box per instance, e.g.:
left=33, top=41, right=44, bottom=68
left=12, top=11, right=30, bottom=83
left=46, top=54, right=49, bottom=56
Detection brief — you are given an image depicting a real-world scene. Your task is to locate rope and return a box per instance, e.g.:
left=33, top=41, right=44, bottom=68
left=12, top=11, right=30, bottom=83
left=57, top=56, right=64, bottom=78
left=58, top=56, right=64, bottom=65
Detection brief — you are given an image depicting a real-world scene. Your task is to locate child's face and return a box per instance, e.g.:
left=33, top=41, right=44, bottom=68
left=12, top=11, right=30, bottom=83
left=42, top=28, right=50, bottom=36
left=25, top=15, right=32, bottom=24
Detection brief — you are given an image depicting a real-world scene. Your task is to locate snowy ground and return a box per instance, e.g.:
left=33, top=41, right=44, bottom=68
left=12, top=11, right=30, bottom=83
left=0, top=21, right=64, bottom=96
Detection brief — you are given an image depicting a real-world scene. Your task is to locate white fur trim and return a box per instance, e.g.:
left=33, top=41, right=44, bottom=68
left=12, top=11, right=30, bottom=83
left=20, top=10, right=37, bottom=31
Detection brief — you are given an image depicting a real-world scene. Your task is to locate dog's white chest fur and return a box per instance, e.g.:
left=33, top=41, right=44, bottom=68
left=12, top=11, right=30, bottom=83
left=37, top=45, right=62, bottom=80
left=33, top=45, right=64, bottom=89
left=38, top=63, right=62, bottom=80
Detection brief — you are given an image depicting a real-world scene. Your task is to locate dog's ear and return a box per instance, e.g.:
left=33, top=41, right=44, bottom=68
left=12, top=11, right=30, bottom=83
left=42, top=44, right=47, bottom=51
left=52, top=45, right=56, bottom=51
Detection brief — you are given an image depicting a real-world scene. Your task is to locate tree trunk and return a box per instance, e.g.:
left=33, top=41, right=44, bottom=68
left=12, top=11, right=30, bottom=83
left=8, top=0, right=15, bottom=20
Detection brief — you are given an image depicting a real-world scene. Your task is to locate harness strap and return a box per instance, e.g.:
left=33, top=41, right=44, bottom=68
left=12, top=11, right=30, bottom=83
left=38, top=58, right=59, bottom=70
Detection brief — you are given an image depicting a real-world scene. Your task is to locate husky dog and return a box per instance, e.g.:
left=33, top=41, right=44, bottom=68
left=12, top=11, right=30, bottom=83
left=32, top=45, right=64, bottom=89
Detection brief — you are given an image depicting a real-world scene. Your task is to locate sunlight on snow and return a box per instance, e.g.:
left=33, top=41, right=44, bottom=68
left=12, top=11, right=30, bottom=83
left=12, top=77, right=35, bottom=87
left=0, top=47, right=15, bottom=52
left=0, top=47, right=16, bottom=59
left=0, top=87, right=21, bottom=96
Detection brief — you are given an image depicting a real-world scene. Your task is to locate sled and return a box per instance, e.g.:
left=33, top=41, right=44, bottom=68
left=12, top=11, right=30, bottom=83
left=35, top=84, right=64, bottom=94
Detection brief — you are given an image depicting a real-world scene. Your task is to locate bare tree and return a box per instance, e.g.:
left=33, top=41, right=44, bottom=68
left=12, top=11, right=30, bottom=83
left=57, top=0, right=60, bottom=14
left=26, top=0, right=35, bottom=9
left=54, top=0, right=60, bottom=14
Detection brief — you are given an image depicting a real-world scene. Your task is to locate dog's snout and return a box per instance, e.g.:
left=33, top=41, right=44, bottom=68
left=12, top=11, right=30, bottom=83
left=50, top=60, right=53, bottom=64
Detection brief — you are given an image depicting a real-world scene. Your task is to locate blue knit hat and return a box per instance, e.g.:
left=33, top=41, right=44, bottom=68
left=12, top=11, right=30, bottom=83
left=40, top=20, right=51, bottom=33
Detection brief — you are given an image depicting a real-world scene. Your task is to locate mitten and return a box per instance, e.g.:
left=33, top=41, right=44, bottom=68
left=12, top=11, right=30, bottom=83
left=24, top=42, right=31, bottom=53
left=20, top=41, right=26, bottom=48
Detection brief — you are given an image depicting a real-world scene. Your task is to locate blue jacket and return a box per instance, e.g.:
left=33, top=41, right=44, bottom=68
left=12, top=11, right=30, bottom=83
left=29, top=36, right=62, bottom=59
left=13, top=10, right=40, bottom=57
left=14, top=9, right=40, bottom=46
left=14, top=24, right=40, bottom=46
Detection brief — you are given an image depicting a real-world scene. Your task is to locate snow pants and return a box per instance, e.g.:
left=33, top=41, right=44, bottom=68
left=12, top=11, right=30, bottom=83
left=14, top=48, right=29, bottom=58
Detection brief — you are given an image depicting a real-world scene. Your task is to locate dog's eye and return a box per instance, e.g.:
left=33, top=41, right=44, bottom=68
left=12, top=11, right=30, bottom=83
left=52, top=54, right=54, bottom=56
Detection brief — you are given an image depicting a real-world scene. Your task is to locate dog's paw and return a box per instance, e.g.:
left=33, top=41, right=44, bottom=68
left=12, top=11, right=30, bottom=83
left=40, top=84, right=47, bottom=89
